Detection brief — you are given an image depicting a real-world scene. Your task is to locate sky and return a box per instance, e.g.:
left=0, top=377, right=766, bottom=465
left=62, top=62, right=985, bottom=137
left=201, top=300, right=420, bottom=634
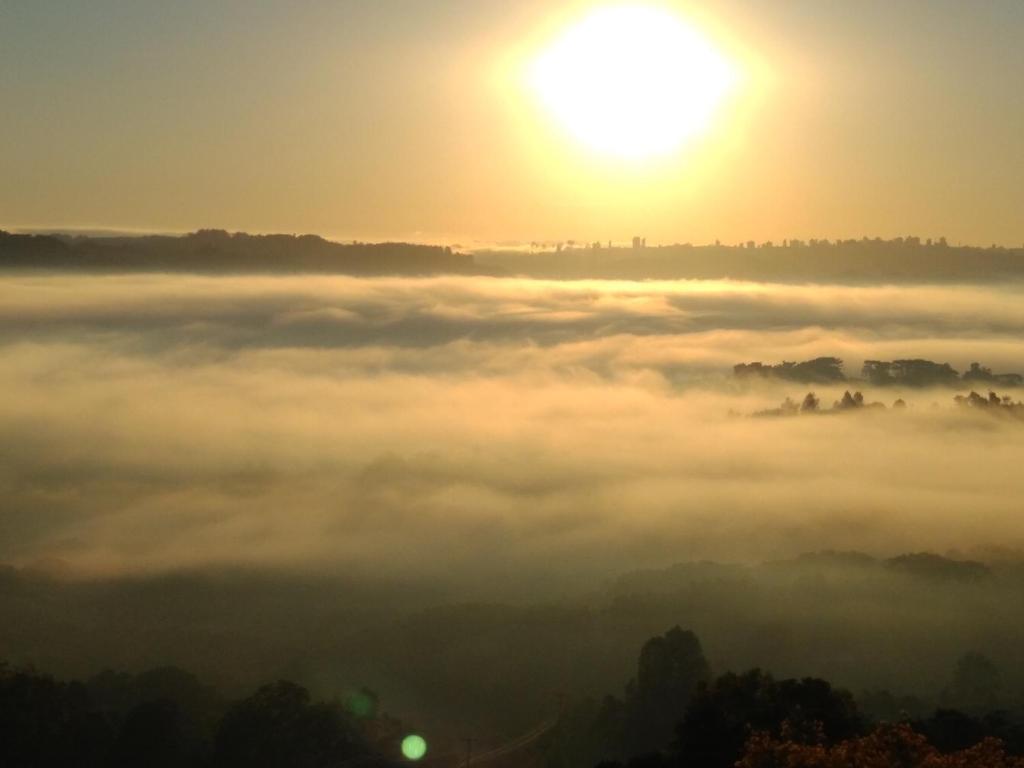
left=1, top=0, right=1023, bottom=246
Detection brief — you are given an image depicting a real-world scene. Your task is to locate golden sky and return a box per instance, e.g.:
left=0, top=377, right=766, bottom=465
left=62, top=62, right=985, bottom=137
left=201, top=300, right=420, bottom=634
left=2, top=0, right=1022, bottom=246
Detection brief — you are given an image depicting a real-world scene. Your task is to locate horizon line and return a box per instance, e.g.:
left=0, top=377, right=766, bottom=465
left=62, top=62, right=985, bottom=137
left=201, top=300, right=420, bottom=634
left=4, top=224, right=1023, bottom=253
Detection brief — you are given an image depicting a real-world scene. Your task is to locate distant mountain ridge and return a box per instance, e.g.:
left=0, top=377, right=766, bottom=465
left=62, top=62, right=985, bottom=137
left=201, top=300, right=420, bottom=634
left=0, top=229, right=479, bottom=275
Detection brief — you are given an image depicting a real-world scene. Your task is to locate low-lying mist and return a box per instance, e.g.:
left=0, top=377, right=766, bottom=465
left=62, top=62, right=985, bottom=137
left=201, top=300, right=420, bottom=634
left=4, top=272, right=1024, bottom=737
left=2, top=273, right=1024, bottom=581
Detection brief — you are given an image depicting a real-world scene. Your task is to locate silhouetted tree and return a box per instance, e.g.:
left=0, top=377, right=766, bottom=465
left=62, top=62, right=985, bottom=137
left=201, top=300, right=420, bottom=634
left=586, top=628, right=710, bottom=762
left=214, top=681, right=366, bottom=768
left=735, top=358, right=845, bottom=384
left=862, top=360, right=894, bottom=386
left=0, top=664, right=112, bottom=768
left=942, top=653, right=1003, bottom=713
left=673, top=670, right=863, bottom=768
left=629, top=628, right=710, bottom=753
left=913, top=709, right=989, bottom=754
left=111, top=698, right=200, bottom=768
left=801, top=393, right=820, bottom=412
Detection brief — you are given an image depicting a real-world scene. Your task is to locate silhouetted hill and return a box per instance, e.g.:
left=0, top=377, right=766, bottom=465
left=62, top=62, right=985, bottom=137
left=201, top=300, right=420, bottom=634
left=9, top=231, right=1024, bottom=282
left=475, top=238, right=1024, bottom=283
left=0, top=229, right=478, bottom=275
left=886, top=553, right=991, bottom=582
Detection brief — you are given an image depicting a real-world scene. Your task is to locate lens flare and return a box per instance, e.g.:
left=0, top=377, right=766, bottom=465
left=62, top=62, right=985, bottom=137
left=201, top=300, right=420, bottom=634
left=401, top=734, right=428, bottom=761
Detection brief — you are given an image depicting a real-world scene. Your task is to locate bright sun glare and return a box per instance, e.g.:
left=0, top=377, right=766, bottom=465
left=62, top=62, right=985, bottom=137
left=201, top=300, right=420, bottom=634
left=529, top=5, right=738, bottom=161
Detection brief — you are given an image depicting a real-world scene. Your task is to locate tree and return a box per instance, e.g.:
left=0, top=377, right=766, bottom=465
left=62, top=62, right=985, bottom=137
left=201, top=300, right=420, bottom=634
left=736, top=722, right=1024, bottom=767
left=863, top=360, right=894, bottom=386
left=214, top=681, right=366, bottom=768
left=942, top=653, right=1002, bottom=713
left=111, top=698, right=198, bottom=768
left=584, top=628, right=710, bottom=762
left=629, top=628, right=710, bottom=752
left=0, top=664, right=112, bottom=768
left=674, top=670, right=863, bottom=768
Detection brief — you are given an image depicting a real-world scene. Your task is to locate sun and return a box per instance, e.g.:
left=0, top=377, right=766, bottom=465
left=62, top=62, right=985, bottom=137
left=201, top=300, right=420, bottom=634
left=528, top=5, right=738, bottom=161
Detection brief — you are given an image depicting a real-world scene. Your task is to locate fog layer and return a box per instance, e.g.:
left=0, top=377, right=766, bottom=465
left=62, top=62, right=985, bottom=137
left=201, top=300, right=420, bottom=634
left=3, top=274, right=1023, bottom=584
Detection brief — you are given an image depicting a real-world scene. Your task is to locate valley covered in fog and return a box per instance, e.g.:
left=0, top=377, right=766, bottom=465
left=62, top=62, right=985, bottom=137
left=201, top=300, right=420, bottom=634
left=4, top=269, right=1024, bottom=748
left=6, top=0, right=1024, bottom=762
left=4, top=273, right=1024, bottom=578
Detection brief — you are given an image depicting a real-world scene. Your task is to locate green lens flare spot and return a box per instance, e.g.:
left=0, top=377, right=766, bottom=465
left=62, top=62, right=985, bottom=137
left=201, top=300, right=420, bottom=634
left=402, top=734, right=428, bottom=761
left=346, top=689, right=376, bottom=718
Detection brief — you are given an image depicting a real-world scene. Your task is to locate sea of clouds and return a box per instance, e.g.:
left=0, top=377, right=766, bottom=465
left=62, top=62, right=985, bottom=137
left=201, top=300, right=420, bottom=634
left=3, top=273, right=1023, bottom=587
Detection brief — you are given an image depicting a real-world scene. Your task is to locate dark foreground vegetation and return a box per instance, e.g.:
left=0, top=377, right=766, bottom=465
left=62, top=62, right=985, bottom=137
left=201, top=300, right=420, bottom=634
left=5, top=551, right=1024, bottom=766
left=5, top=625, right=1024, bottom=768
left=0, top=662, right=405, bottom=768
left=544, top=627, right=1024, bottom=768
left=0, top=229, right=475, bottom=275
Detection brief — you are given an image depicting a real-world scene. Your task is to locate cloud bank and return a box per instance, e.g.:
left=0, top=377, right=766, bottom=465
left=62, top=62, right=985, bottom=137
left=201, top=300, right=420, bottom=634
left=2, top=274, right=1023, bottom=587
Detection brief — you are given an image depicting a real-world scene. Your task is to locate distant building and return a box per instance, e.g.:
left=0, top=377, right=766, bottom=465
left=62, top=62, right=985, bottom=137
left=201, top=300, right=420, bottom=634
left=632, top=236, right=646, bottom=249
